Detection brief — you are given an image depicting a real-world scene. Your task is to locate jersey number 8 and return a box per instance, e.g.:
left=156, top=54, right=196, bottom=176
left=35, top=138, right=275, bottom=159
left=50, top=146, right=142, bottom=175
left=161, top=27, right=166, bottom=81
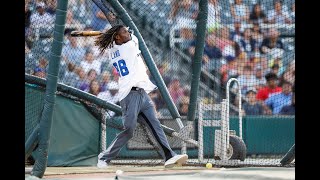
left=113, top=59, right=129, bottom=77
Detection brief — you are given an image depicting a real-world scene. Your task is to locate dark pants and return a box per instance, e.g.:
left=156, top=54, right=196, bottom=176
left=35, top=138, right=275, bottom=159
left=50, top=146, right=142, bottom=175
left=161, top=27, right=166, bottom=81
left=99, top=88, right=176, bottom=163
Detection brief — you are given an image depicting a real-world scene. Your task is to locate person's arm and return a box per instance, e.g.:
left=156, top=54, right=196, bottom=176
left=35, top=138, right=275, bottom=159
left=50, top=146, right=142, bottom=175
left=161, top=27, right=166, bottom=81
left=259, top=100, right=272, bottom=115
left=279, top=106, right=288, bottom=115
left=264, top=96, right=274, bottom=114
left=96, top=11, right=107, bottom=20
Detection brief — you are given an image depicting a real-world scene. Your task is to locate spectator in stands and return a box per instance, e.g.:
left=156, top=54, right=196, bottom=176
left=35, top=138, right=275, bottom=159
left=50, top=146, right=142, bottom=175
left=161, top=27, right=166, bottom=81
left=80, top=50, right=102, bottom=75
left=270, top=64, right=280, bottom=77
left=236, top=51, right=250, bottom=72
left=256, top=72, right=282, bottom=101
left=267, top=0, right=292, bottom=24
left=249, top=3, right=267, bottom=24
left=251, top=22, right=264, bottom=49
left=168, top=78, right=185, bottom=105
left=62, top=35, right=86, bottom=66
left=149, top=90, right=166, bottom=110
left=79, top=69, right=98, bottom=92
left=34, top=71, right=46, bottom=78
left=30, top=2, right=55, bottom=29
left=220, top=55, right=239, bottom=86
left=65, top=10, right=82, bottom=30
left=188, top=37, right=216, bottom=59
left=239, top=28, right=256, bottom=55
left=188, top=36, right=222, bottom=71
left=88, top=80, right=101, bottom=96
left=258, top=55, right=269, bottom=75
left=90, top=3, right=115, bottom=31
left=178, top=96, right=190, bottom=116
left=97, top=81, right=120, bottom=117
left=205, top=35, right=223, bottom=60
left=213, top=26, right=234, bottom=54
left=69, top=0, right=87, bottom=25
left=279, top=90, right=295, bottom=115
left=254, top=65, right=266, bottom=91
left=74, top=67, right=87, bottom=89
left=25, top=2, right=33, bottom=48
left=221, top=33, right=241, bottom=60
left=265, top=81, right=293, bottom=114
left=260, top=28, right=284, bottom=56
left=168, top=0, right=198, bottom=24
left=230, top=20, right=242, bottom=44
left=46, top=0, right=57, bottom=15
left=207, top=0, right=221, bottom=31
left=268, top=56, right=285, bottom=76
left=279, top=60, right=295, bottom=86
left=290, top=2, right=295, bottom=23
left=98, top=81, right=119, bottom=103
left=168, top=0, right=198, bottom=48
left=25, top=2, right=31, bottom=31
left=25, top=41, right=31, bottom=53
left=230, top=0, right=249, bottom=23
left=233, top=65, right=258, bottom=96
left=33, top=56, right=48, bottom=78
left=242, top=87, right=264, bottom=116
left=62, top=62, right=78, bottom=87
left=99, top=71, right=111, bottom=92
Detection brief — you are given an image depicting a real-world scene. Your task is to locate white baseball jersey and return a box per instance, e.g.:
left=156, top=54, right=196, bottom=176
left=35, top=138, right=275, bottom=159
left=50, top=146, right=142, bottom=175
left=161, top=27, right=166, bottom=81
left=108, top=34, right=157, bottom=101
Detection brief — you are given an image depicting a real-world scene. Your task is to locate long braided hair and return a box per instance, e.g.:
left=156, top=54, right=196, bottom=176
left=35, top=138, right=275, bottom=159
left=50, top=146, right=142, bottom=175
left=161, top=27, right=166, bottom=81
left=94, top=24, right=125, bottom=54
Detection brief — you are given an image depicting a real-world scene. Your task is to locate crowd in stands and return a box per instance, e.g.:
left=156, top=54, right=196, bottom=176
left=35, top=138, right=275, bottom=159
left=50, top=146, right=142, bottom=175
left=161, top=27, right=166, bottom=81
left=25, top=0, right=295, bottom=118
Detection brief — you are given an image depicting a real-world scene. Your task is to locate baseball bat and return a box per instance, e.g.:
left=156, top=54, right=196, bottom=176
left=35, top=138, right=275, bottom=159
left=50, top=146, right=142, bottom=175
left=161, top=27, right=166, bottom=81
left=70, top=31, right=103, bottom=37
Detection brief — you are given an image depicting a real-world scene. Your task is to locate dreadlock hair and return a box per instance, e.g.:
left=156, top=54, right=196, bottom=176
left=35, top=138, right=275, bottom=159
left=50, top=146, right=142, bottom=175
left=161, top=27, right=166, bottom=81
left=95, top=24, right=125, bottom=54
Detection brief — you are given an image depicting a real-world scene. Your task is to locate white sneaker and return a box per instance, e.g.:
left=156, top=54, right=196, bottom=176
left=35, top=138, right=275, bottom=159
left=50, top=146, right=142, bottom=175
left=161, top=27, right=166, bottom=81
left=98, top=152, right=104, bottom=159
left=97, top=159, right=108, bottom=168
left=164, top=154, right=188, bottom=168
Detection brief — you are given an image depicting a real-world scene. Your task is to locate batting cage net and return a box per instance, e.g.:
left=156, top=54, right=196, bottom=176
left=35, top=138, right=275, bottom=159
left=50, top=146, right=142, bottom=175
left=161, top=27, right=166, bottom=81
left=25, top=0, right=295, bottom=168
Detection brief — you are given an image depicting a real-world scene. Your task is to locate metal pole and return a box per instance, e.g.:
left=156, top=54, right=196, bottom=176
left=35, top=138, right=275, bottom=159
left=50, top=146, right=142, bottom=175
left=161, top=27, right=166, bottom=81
left=31, top=0, right=68, bottom=177
left=198, top=100, right=204, bottom=162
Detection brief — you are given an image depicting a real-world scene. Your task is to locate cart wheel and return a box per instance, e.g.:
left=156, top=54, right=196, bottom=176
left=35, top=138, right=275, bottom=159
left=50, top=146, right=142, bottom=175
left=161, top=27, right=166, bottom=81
left=227, top=135, right=246, bottom=161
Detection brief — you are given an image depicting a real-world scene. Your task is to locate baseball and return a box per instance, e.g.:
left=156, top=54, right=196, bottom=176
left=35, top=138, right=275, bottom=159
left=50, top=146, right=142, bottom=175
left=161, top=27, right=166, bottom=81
left=206, top=163, right=213, bottom=168
left=116, top=170, right=124, bottom=175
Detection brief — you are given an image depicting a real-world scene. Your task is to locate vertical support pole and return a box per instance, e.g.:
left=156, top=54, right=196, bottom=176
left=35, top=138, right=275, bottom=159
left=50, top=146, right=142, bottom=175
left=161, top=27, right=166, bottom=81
left=198, top=100, right=203, bottom=162
left=220, top=99, right=227, bottom=160
left=31, top=0, right=68, bottom=178
left=187, top=0, right=208, bottom=123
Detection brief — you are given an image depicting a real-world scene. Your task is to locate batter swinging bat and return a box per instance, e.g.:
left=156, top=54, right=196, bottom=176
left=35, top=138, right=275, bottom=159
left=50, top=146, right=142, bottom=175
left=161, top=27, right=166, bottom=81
left=70, top=31, right=103, bottom=37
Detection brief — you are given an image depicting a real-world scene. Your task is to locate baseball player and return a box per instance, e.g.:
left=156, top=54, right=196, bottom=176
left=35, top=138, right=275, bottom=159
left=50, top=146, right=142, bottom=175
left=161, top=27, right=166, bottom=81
left=94, top=25, right=188, bottom=168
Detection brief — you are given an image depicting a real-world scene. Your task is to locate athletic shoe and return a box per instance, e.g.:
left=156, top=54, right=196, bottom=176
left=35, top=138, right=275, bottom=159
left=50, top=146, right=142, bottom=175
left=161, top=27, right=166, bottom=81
left=164, top=154, right=188, bottom=168
left=97, top=159, right=108, bottom=168
left=97, top=152, right=108, bottom=168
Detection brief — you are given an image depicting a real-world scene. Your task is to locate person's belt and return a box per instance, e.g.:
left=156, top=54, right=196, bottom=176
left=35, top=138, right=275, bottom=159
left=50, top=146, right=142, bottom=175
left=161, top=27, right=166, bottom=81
left=131, top=87, right=141, bottom=91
